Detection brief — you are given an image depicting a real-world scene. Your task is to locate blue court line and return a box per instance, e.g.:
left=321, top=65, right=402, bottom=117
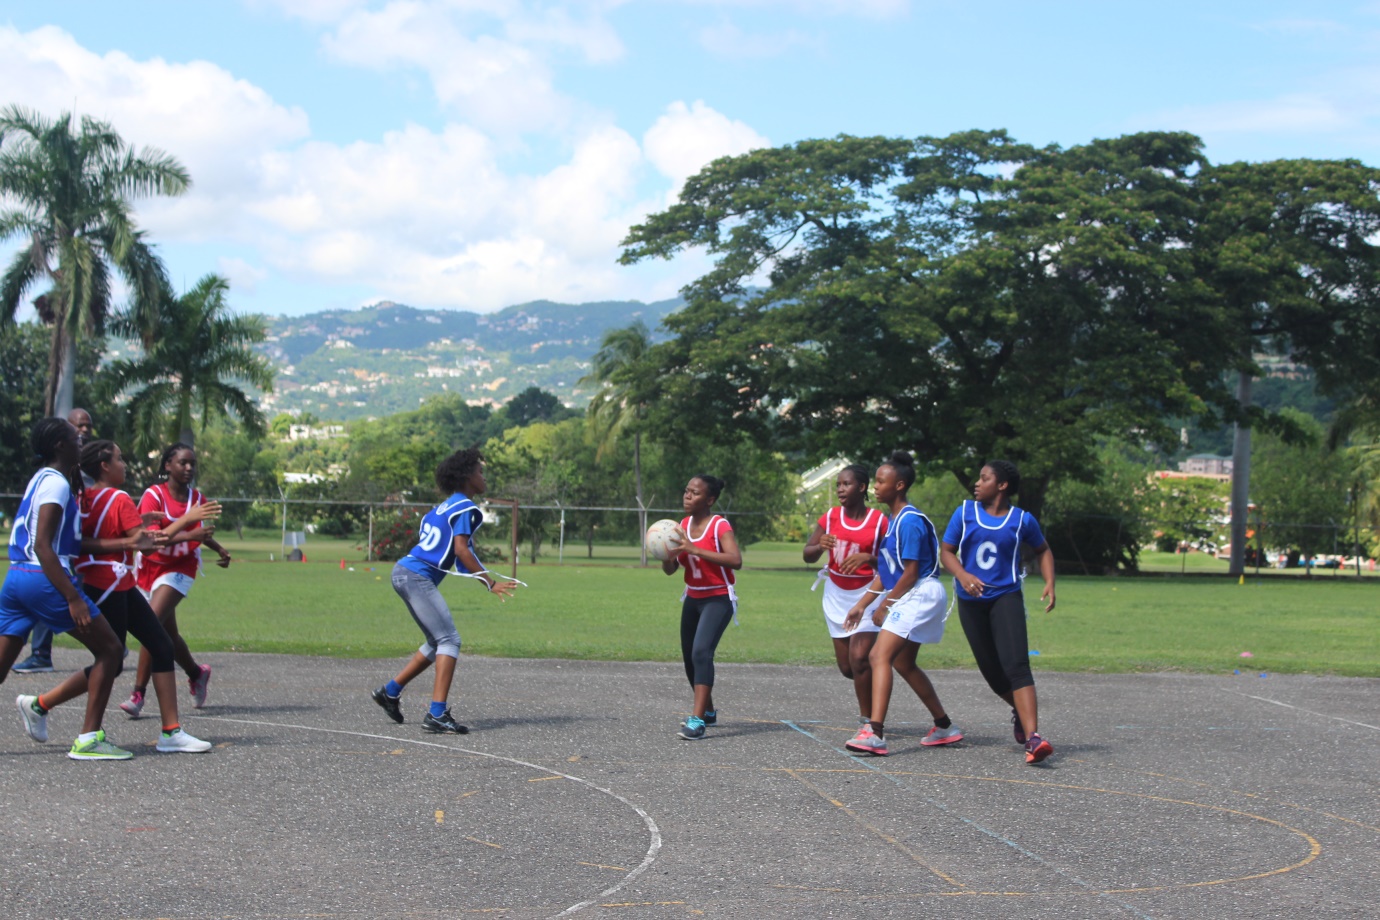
left=781, top=719, right=1156, bottom=920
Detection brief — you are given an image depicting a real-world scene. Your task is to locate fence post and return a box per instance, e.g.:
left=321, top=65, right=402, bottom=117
left=367, top=504, right=374, bottom=562
left=279, top=485, right=288, bottom=563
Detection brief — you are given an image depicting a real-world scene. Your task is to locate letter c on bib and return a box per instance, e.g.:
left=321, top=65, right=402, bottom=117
left=976, top=541, right=998, bottom=570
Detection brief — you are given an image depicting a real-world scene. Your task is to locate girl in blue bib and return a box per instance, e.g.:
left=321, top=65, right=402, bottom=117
left=370, top=448, right=517, bottom=734
left=940, top=460, right=1056, bottom=764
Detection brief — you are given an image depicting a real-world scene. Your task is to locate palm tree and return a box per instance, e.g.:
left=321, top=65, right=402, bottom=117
left=0, top=106, right=189, bottom=416
left=581, top=320, right=655, bottom=564
left=109, top=274, right=274, bottom=452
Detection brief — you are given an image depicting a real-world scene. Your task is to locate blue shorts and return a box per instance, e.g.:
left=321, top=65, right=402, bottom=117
left=0, top=565, right=102, bottom=639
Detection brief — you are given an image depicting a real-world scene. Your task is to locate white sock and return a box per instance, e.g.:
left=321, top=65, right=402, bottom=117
left=77, top=731, right=99, bottom=743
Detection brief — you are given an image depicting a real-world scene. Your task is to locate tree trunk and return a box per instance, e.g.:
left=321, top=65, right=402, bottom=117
left=179, top=388, right=195, bottom=448
left=1228, top=370, right=1253, bottom=576
left=635, top=429, right=647, bottom=567
left=45, top=323, right=76, bottom=418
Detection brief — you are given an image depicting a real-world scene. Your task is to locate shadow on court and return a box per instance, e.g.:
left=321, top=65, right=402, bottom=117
left=2, top=652, right=1378, bottom=919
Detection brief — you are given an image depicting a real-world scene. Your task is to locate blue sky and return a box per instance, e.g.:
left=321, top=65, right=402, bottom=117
left=2, top=1, right=1378, bottom=318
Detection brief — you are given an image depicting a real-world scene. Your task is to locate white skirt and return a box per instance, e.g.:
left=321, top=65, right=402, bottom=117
left=879, top=577, right=948, bottom=645
left=821, top=577, right=882, bottom=639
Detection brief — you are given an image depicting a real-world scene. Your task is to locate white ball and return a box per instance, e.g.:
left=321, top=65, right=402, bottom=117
left=645, top=519, right=683, bottom=561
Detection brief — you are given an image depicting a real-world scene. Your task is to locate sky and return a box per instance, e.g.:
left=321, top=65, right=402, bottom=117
left=2, top=1, right=1379, bottom=318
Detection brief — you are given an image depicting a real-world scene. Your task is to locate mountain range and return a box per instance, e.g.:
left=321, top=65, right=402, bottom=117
left=253, top=298, right=683, bottom=421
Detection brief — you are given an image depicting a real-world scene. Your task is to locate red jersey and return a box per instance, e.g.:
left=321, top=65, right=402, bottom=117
left=679, top=514, right=735, bottom=598
left=76, top=488, right=142, bottom=592
left=137, top=482, right=207, bottom=588
left=817, top=506, right=888, bottom=590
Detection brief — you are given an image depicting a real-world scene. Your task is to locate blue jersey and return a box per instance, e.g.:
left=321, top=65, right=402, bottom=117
left=8, top=468, right=82, bottom=570
left=942, top=501, right=1046, bottom=600
left=876, top=504, right=940, bottom=592
left=397, top=493, right=483, bottom=585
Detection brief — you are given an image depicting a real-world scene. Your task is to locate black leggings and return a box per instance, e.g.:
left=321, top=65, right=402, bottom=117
left=81, top=584, right=176, bottom=679
left=680, top=595, right=734, bottom=687
left=957, top=592, right=1033, bottom=697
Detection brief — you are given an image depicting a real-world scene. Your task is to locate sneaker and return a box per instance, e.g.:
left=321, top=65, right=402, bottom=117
left=16, top=695, right=48, bottom=743
left=12, top=654, right=54, bottom=674
left=156, top=728, right=213, bottom=753
left=68, top=730, right=133, bottom=761
left=1024, top=732, right=1054, bottom=764
left=119, top=690, right=145, bottom=718
left=1011, top=708, right=1027, bottom=745
left=920, top=724, right=964, bottom=747
left=702, top=710, right=717, bottom=726
left=845, top=724, right=888, bottom=756
left=372, top=687, right=404, bottom=724
left=678, top=716, right=706, bottom=740
left=422, top=709, right=469, bottom=734
left=189, top=665, right=211, bottom=709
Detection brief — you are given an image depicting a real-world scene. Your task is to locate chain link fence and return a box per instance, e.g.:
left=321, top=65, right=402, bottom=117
left=7, top=490, right=1375, bottom=577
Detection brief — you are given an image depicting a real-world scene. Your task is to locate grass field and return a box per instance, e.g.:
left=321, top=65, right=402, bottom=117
left=17, top=529, right=1379, bottom=677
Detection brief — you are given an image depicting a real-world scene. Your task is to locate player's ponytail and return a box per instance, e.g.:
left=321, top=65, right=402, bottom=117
left=693, top=474, right=726, bottom=500
left=881, top=451, right=916, bottom=490
left=81, top=439, right=119, bottom=485
left=985, top=459, right=1021, bottom=497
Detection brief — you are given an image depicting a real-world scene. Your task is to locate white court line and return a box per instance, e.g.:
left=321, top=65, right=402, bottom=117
left=1223, top=691, right=1380, bottom=732
left=195, top=714, right=661, bottom=919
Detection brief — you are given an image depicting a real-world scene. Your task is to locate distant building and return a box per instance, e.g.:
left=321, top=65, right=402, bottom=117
left=1178, top=454, right=1233, bottom=477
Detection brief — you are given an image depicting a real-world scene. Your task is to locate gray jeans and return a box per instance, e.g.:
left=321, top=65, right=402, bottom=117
left=392, top=563, right=462, bottom=660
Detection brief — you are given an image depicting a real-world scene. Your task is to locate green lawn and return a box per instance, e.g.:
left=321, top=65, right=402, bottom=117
left=18, top=533, right=1379, bottom=677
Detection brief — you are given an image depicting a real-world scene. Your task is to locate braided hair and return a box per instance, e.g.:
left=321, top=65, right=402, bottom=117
left=985, top=459, right=1021, bottom=497
left=30, top=417, right=82, bottom=496
left=80, top=439, right=119, bottom=486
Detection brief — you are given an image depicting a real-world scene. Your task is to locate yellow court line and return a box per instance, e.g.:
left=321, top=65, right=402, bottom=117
left=465, top=836, right=505, bottom=849
left=599, top=902, right=686, bottom=908
left=781, top=768, right=968, bottom=889
left=528, top=775, right=564, bottom=783
left=579, top=861, right=629, bottom=871
left=435, top=810, right=444, bottom=824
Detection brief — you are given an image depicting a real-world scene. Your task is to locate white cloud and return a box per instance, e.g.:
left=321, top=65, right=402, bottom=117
left=643, top=100, right=769, bottom=191
left=218, top=257, right=271, bottom=295
left=0, top=23, right=770, bottom=313
left=698, top=20, right=817, bottom=58
left=683, top=0, right=908, bottom=18
left=0, top=24, right=310, bottom=241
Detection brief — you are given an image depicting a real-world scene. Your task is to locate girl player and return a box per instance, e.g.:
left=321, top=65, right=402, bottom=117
left=842, top=452, right=961, bottom=756
left=0, top=419, right=129, bottom=760
left=802, top=464, right=886, bottom=728
left=122, top=443, right=229, bottom=716
left=663, top=474, right=742, bottom=740
left=16, top=439, right=212, bottom=753
left=940, top=459, right=1056, bottom=764
left=370, top=448, right=517, bottom=733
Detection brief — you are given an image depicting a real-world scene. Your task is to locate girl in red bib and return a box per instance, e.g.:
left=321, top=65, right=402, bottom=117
left=122, top=443, right=227, bottom=717
left=18, top=440, right=212, bottom=753
left=802, top=464, right=887, bottom=727
left=662, top=475, right=741, bottom=740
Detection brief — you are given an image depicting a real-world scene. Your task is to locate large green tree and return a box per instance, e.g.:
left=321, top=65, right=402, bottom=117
left=0, top=106, right=189, bottom=416
left=621, top=131, right=1219, bottom=518
left=1251, top=409, right=1354, bottom=570
left=1190, top=159, right=1380, bottom=573
left=108, top=274, right=274, bottom=452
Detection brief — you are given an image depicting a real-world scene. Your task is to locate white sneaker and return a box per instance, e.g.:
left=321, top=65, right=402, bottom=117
left=155, top=728, right=212, bottom=753
left=16, top=695, right=48, bottom=743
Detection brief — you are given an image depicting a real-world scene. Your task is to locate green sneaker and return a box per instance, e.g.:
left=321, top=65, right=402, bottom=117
left=67, top=730, right=133, bottom=761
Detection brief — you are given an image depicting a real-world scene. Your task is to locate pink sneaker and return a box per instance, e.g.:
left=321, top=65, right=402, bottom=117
left=189, top=665, right=211, bottom=709
left=920, top=724, right=964, bottom=746
left=845, top=724, right=888, bottom=756
left=119, top=690, right=145, bottom=718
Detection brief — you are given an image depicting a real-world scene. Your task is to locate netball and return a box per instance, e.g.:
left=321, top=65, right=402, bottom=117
left=644, top=519, right=683, bottom=561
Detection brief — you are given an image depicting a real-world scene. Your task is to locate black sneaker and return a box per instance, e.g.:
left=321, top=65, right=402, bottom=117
left=703, top=710, right=717, bottom=726
left=423, top=709, right=469, bottom=734
left=371, top=687, right=404, bottom=724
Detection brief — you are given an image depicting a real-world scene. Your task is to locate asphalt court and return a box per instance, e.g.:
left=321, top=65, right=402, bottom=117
left=2, top=653, right=1378, bottom=919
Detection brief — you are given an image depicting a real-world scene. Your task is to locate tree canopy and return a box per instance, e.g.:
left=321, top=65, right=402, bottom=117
left=621, top=130, right=1380, bottom=519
